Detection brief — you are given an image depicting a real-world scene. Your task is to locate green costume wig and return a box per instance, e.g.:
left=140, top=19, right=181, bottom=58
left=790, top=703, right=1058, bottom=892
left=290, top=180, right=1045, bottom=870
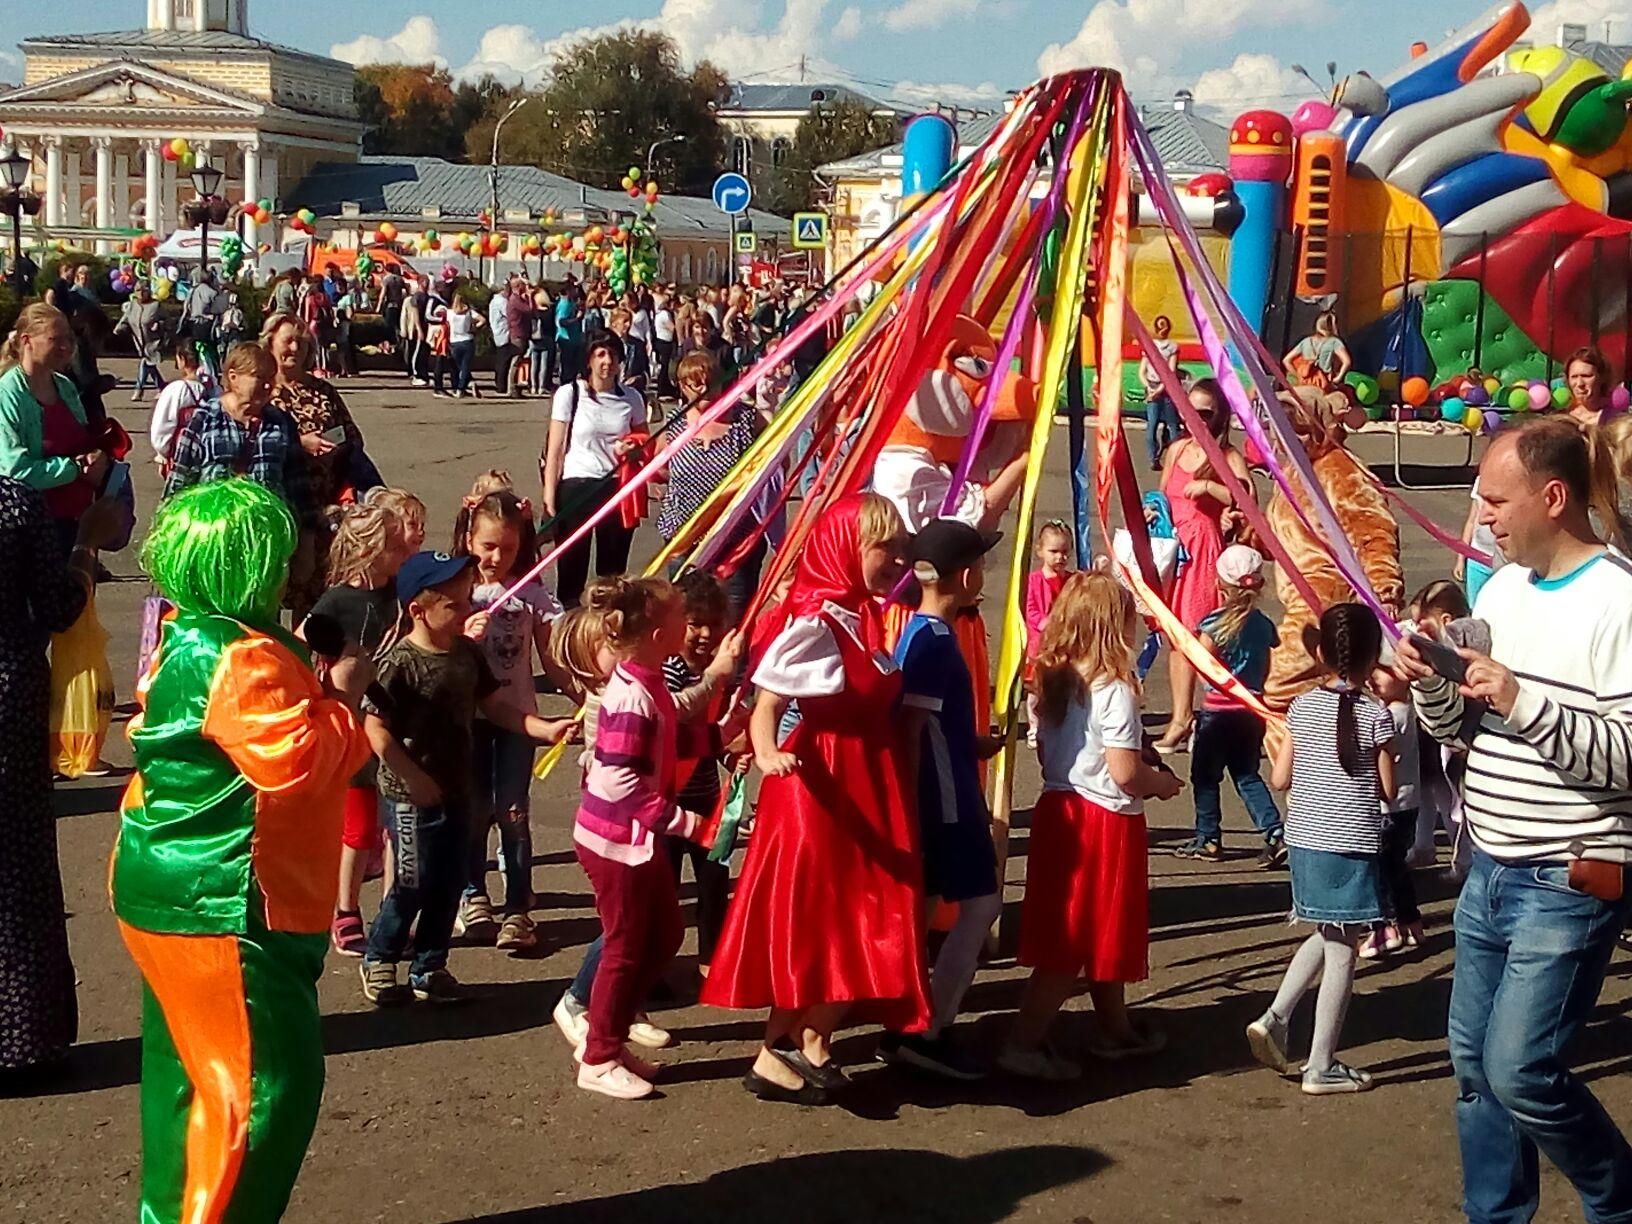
left=142, top=479, right=297, bottom=627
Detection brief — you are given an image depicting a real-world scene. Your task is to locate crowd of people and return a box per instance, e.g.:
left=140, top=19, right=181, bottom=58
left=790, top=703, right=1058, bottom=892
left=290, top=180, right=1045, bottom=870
left=3, top=264, right=1632, bottom=1222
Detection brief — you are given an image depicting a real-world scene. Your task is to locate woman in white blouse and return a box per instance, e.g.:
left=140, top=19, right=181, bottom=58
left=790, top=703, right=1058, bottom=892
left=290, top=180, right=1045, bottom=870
left=542, top=330, right=649, bottom=606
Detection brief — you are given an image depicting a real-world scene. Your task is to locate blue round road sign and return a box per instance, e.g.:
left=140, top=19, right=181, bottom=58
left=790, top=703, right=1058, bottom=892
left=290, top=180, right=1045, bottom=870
left=712, top=173, right=752, bottom=216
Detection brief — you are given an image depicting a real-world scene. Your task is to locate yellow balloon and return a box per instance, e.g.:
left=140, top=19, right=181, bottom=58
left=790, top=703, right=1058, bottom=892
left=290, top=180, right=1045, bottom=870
left=1462, top=407, right=1484, bottom=432
left=1483, top=377, right=1501, bottom=395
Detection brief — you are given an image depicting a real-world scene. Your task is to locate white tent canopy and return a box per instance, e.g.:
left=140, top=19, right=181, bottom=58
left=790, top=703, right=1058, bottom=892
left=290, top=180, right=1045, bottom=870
left=154, top=226, right=232, bottom=263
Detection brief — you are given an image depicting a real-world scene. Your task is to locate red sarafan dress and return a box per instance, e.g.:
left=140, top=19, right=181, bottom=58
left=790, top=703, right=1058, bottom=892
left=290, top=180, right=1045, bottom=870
left=702, top=500, right=931, bottom=1032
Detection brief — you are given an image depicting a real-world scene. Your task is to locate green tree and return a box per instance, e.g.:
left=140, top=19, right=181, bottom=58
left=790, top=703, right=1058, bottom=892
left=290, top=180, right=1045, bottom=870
left=469, top=31, right=727, bottom=194
left=354, top=65, right=517, bottom=160
left=767, top=98, right=900, bottom=216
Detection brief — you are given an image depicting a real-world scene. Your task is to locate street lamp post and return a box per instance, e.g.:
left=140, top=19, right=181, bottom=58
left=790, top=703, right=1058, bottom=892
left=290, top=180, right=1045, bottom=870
left=646, top=133, right=686, bottom=181
left=188, top=157, right=224, bottom=278
left=0, top=144, right=42, bottom=298
left=490, top=96, right=531, bottom=282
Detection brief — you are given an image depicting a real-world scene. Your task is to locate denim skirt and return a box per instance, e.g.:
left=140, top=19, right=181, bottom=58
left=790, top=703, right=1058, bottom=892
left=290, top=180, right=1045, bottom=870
left=1288, top=847, right=1383, bottom=925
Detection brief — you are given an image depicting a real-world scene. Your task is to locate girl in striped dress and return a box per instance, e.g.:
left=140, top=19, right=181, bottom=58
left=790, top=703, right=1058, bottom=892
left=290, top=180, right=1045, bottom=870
left=1248, top=604, right=1397, bottom=1095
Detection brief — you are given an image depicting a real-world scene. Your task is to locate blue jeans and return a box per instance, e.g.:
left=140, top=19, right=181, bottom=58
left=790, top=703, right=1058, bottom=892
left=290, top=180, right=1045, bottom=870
left=134, top=360, right=166, bottom=394
left=466, top=723, right=536, bottom=914
left=1145, top=392, right=1181, bottom=467
left=1450, top=849, right=1632, bottom=1223
left=450, top=339, right=475, bottom=393
left=569, top=936, right=603, bottom=1006
left=1190, top=707, right=1282, bottom=845
left=366, top=797, right=469, bottom=979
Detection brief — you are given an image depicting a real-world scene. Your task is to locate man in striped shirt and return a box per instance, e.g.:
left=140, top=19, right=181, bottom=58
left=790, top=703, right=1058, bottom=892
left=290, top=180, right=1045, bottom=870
left=1397, top=417, right=1632, bottom=1223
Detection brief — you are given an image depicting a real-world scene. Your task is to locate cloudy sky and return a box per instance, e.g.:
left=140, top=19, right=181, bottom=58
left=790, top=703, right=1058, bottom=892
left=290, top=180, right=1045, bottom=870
left=9, top=0, right=1627, bottom=112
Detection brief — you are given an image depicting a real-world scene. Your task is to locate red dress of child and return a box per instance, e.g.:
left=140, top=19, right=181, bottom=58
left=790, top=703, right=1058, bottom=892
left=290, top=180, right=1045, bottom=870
left=702, top=498, right=931, bottom=1032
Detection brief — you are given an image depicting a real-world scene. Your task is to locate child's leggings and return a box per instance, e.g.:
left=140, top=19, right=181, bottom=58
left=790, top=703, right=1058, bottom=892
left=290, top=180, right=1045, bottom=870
left=930, top=891, right=1003, bottom=1037
left=1267, top=925, right=1359, bottom=1075
left=574, top=847, right=683, bottom=1065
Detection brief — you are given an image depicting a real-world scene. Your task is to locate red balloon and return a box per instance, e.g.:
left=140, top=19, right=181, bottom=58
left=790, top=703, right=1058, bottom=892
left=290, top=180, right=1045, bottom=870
left=162, top=145, right=179, bottom=162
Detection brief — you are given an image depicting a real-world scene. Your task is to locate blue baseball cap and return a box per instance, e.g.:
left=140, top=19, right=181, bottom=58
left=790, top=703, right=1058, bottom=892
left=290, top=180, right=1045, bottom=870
left=396, top=550, right=473, bottom=604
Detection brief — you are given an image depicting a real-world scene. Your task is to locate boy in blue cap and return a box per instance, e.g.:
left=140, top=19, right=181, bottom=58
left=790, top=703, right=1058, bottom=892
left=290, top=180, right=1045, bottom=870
left=880, top=519, right=1004, bottom=1079
left=360, top=552, right=576, bottom=1005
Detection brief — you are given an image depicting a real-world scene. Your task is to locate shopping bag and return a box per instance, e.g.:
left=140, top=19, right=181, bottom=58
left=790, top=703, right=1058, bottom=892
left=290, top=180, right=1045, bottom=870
left=50, top=592, right=115, bottom=778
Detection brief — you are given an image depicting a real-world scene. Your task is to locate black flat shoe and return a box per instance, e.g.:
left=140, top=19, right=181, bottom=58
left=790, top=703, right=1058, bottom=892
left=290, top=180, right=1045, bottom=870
left=742, top=1070, right=830, bottom=1106
left=769, top=1042, right=852, bottom=1090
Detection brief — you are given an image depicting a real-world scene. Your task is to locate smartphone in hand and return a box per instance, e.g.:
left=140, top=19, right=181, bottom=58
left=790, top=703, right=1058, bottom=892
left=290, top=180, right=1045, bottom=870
left=1409, top=633, right=1469, bottom=685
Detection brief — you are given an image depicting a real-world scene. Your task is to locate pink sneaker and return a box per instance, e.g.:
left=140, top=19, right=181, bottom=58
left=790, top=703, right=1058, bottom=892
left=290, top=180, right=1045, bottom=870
left=1382, top=923, right=1405, bottom=953
left=577, top=1058, right=653, bottom=1100
left=1359, top=928, right=1387, bottom=960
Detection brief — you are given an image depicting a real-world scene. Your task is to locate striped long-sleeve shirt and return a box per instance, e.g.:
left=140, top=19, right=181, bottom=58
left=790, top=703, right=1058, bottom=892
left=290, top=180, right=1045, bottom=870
left=1413, top=552, right=1632, bottom=863
left=574, top=659, right=722, bottom=865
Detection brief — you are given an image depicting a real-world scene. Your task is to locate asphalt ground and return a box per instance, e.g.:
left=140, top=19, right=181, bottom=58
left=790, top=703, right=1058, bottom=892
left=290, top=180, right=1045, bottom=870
left=7, top=358, right=1630, bottom=1224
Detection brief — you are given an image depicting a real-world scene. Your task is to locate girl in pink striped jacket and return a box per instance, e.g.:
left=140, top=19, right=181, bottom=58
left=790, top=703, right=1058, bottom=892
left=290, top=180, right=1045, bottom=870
left=573, top=576, right=737, bottom=1100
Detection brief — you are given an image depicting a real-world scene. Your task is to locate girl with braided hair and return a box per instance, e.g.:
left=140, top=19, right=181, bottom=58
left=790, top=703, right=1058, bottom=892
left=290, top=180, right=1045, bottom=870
left=1248, top=604, right=1397, bottom=1095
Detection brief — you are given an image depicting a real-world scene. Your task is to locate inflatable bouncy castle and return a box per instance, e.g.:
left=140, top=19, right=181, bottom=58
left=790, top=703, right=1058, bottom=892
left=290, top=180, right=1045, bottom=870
left=1228, top=2, right=1632, bottom=407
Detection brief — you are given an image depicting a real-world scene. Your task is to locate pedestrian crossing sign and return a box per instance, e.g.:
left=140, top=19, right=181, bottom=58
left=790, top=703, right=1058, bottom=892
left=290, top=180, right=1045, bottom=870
left=735, top=231, right=757, bottom=254
left=792, top=212, right=828, bottom=249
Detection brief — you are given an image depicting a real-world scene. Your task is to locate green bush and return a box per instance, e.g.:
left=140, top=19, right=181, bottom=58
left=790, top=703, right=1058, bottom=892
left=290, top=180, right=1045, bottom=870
left=0, top=283, right=18, bottom=338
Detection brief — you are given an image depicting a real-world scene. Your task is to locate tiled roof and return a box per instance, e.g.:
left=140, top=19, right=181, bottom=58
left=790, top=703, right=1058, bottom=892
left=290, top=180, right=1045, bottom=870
left=21, top=28, right=347, bottom=69
left=1564, top=39, right=1632, bottom=77
left=284, top=156, right=789, bottom=237
left=818, top=103, right=1227, bottom=179
left=722, top=82, right=897, bottom=115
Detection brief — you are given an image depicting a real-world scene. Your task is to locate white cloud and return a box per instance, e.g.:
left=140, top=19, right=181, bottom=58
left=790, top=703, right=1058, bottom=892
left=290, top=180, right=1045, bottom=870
left=1038, top=0, right=1328, bottom=87
left=1529, top=0, right=1625, bottom=42
left=329, top=16, right=445, bottom=68
left=833, top=6, right=865, bottom=41
left=888, top=78, right=1008, bottom=108
left=1191, top=53, right=1312, bottom=114
left=881, top=0, right=985, bottom=34
left=455, top=21, right=642, bottom=86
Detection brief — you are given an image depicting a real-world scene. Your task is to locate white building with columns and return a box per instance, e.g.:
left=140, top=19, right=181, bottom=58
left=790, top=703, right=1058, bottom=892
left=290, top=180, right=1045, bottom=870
left=0, top=0, right=363, bottom=254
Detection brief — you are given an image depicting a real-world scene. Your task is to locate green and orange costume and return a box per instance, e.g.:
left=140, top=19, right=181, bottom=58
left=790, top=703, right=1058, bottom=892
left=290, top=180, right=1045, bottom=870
left=112, top=480, right=369, bottom=1223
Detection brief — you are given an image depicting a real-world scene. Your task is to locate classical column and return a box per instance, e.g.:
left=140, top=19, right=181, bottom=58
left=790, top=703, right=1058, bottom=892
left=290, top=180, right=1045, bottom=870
left=114, top=149, right=131, bottom=227
left=43, top=137, right=63, bottom=227
left=239, top=141, right=260, bottom=251
left=143, top=139, right=162, bottom=235
left=93, top=136, right=113, bottom=253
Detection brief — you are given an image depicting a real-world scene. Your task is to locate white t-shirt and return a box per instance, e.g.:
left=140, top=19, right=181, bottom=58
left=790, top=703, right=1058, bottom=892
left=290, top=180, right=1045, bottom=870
left=446, top=308, right=477, bottom=343
left=1386, top=700, right=1420, bottom=815
left=654, top=307, right=676, bottom=344
left=1140, top=337, right=1179, bottom=392
left=1038, top=679, right=1145, bottom=814
left=630, top=308, right=653, bottom=345
left=472, top=577, right=563, bottom=716
left=149, top=377, right=206, bottom=465
left=551, top=380, right=649, bottom=480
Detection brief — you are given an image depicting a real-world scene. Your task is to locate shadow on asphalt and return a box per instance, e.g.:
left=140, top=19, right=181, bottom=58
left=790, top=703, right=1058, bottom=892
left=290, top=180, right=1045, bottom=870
left=443, top=1144, right=1111, bottom=1223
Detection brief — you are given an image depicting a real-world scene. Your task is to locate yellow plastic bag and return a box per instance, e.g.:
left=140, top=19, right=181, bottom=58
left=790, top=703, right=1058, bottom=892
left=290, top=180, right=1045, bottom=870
left=50, top=592, right=114, bottom=778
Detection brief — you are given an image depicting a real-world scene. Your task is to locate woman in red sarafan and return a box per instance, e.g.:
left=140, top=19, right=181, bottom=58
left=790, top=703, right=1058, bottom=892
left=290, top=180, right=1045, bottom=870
left=702, top=493, right=929, bottom=1105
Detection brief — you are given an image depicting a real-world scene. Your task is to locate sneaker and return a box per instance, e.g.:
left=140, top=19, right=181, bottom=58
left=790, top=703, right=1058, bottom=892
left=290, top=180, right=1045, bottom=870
left=331, top=909, right=367, bottom=957
left=1258, top=841, right=1289, bottom=870
left=1359, top=928, right=1388, bottom=960
left=455, top=894, right=498, bottom=942
left=1174, top=839, right=1222, bottom=862
left=1381, top=923, right=1405, bottom=953
left=553, top=993, right=589, bottom=1047
left=410, top=968, right=470, bottom=1004
left=495, top=913, right=539, bottom=952
left=1301, top=1061, right=1374, bottom=1095
left=360, top=960, right=412, bottom=1007
left=886, top=1033, right=987, bottom=1081
left=572, top=1042, right=662, bottom=1082
left=628, top=1013, right=673, bottom=1050
left=1403, top=920, right=1426, bottom=949
left=997, top=1043, right=1082, bottom=1082
left=578, top=1058, right=654, bottom=1100
left=1246, top=1010, right=1291, bottom=1073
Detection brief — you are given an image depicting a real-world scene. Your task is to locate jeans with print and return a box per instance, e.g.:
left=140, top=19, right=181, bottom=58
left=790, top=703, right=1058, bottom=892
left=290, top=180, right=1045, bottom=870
left=1190, top=707, right=1282, bottom=845
left=366, top=797, right=469, bottom=981
left=1450, top=849, right=1632, bottom=1223
left=466, top=722, right=536, bottom=914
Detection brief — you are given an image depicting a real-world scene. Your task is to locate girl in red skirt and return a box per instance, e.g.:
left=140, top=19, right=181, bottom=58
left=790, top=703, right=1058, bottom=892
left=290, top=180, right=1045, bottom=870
left=702, top=493, right=928, bottom=1105
left=1001, top=572, right=1183, bottom=1081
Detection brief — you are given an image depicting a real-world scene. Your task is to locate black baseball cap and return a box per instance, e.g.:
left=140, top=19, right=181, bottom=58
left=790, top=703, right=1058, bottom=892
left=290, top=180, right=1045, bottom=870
left=396, top=550, right=473, bottom=604
left=908, top=519, right=1001, bottom=581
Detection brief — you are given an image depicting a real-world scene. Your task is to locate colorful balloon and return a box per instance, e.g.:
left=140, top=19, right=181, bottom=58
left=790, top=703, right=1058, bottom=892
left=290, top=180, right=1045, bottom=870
left=1508, top=387, right=1531, bottom=411
left=1346, top=373, right=1379, bottom=405
left=1483, top=410, right=1502, bottom=434
left=1528, top=383, right=1553, bottom=411
left=1402, top=377, right=1430, bottom=407
left=1553, top=384, right=1572, bottom=408
left=1441, top=396, right=1466, bottom=421
left=1462, top=407, right=1484, bottom=432
left=1464, top=384, right=1489, bottom=407
left=1614, top=385, right=1632, bottom=414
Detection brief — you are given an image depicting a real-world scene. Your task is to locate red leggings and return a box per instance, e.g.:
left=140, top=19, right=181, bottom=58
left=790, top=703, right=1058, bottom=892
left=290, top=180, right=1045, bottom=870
left=574, top=845, right=684, bottom=1065
left=341, top=786, right=380, bottom=852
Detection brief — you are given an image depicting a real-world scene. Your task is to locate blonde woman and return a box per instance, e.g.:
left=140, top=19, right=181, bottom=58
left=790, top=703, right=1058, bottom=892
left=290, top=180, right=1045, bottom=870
left=0, top=304, right=105, bottom=555
left=1285, top=311, right=1352, bottom=391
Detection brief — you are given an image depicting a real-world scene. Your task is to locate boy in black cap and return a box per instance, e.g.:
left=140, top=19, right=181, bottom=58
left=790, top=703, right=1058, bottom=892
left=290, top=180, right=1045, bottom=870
left=879, top=518, right=1004, bottom=1079
left=360, top=552, right=576, bottom=1006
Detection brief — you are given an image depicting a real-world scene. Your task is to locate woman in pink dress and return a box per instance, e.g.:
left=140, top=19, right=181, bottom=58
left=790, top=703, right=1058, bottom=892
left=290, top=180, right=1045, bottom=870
left=1155, top=378, right=1255, bottom=752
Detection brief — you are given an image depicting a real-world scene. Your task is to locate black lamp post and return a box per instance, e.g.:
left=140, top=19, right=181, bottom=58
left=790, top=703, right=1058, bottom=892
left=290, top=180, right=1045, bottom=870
left=0, top=144, right=42, bottom=298
left=187, top=156, right=225, bottom=277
